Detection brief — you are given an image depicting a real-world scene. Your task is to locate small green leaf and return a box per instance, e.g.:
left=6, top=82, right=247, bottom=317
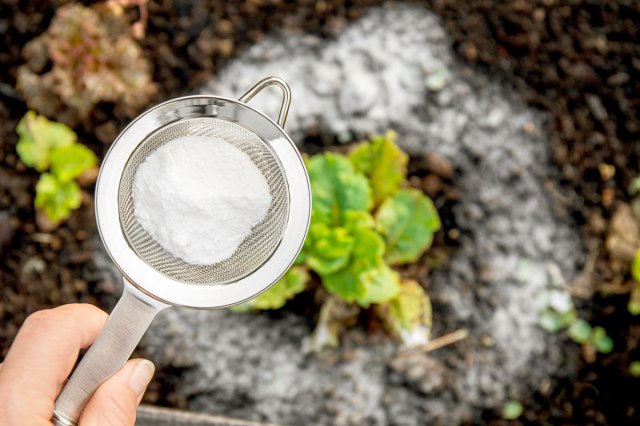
left=630, top=252, right=640, bottom=315
left=376, top=188, right=441, bottom=265
left=425, top=66, right=451, bottom=92
left=343, top=210, right=376, bottom=231
left=307, top=153, right=372, bottom=226
left=50, top=143, right=97, bottom=182
left=538, top=309, right=575, bottom=333
left=306, top=223, right=354, bottom=275
left=229, top=303, right=253, bottom=314
left=567, top=319, right=592, bottom=344
left=34, top=173, right=82, bottom=223
left=16, top=111, right=76, bottom=171
left=628, top=281, right=640, bottom=315
left=502, top=400, right=523, bottom=420
left=632, top=250, right=640, bottom=283
left=322, top=221, right=385, bottom=303
left=629, top=361, right=640, bottom=377
left=322, top=266, right=367, bottom=303
left=355, top=263, right=401, bottom=308
left=376, top=279, right=432, bottom=346
left=591, top=326, right=613, bottom=354
left=251, top=267, right=310, bottom=310
left=348, top=131, right=408, bottom=205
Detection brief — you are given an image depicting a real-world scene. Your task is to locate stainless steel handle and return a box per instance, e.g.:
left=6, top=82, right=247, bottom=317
left=51, top=280, right=168, bottom=425
left=238, top=76, right=291, bottom=128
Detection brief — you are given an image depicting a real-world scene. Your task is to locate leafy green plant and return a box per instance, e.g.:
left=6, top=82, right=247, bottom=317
left=237, top=132, right=441, bottom=348
left=16, top=2, right=156, bottom=124
left=539, top=289, right=613, bottom=357
left=16, top=111, right=97, bottom=224
left=235, top=266, right=310, bottom=312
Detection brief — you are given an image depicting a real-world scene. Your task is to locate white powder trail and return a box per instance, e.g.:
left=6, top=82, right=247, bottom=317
left=132, top=136, right=271, bottom=265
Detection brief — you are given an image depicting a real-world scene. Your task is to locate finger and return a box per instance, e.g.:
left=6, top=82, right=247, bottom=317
left=79, top=358, right=154, bottom=426
left=0, top=304, right=108, bottom=423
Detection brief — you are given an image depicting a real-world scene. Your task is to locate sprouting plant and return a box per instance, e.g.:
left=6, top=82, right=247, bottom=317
left=628, top=250, right=640, bottom=315
left=17, top=2, right=156, bottom=124
left=539, top=289, right=613, bottom=357
left=16, top=111, right=97, bottom=224
left=237, top=132, right=441, bottom=349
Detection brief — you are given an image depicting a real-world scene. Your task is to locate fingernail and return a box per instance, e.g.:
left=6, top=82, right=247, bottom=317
left=129, top=359, right=155, bottom=404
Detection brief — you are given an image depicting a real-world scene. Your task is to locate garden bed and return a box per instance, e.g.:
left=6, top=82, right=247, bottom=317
left=1, top=1, right=639, bottom=425
left=135, top=7, right=583, bottom=424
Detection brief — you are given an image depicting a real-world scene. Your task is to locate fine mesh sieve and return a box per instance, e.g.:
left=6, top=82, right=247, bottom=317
left=52, top=77, right=311, bottom=426
left=118, top=117, right=289, bottom=284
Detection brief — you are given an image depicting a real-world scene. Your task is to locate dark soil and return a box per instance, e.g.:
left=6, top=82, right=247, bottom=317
left=1, top=0, right=640, bottom=425
left=421, top=1, right=640, bottom=424
left=0, top=0, right=381, bottom=354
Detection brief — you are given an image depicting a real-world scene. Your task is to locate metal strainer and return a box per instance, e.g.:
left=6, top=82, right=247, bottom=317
left=52, top=77, right=311, bottom=425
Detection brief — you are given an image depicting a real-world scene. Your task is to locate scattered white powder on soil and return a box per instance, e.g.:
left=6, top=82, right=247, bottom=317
left=132, top=135, right=271, bottom=265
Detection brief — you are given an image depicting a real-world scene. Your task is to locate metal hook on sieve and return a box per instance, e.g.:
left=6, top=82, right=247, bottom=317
left=238, top=76, right=291, bottom=128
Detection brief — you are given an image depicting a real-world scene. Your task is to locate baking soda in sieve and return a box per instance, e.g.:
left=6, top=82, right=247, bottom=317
left=132, top=135, right=272, bottom=265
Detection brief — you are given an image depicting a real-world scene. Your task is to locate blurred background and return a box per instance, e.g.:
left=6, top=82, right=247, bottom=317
left=1, top=1, right=639, bottom=425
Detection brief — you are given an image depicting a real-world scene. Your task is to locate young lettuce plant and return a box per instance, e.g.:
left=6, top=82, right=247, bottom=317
left=237, top=132, right=441, bottom=349
left=16, top=3, right=156, bottom=124
left=16, top=111, right=97, bottom=224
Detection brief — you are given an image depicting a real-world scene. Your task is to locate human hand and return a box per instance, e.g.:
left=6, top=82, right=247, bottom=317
left=0, top=304, right=154, bottom=425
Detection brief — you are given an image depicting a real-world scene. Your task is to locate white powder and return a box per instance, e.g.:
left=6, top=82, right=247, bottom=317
left=132, top=135, right=271, bottom=265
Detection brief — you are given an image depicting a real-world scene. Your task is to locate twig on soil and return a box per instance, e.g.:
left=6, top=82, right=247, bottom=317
left=598, top=281, right=633, bottom=295
left=31, top=233, right=53, bottom=244
left=424, top=329, right=469, bottom=352
left=396, top=329, right=470, bottom=358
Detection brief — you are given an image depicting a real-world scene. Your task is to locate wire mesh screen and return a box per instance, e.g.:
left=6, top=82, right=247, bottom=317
left=118, top=117, right=289, bottom=284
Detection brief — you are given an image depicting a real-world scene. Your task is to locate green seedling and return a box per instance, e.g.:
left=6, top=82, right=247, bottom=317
left=539, top=289, right=613, bottom=356
left=235, top=132, right=441, bottom=348
left=628, top=250, right=640, bottom=315
left=16, top=111, right=97, bottom=224
left=502, top=400, right=524, bottom=420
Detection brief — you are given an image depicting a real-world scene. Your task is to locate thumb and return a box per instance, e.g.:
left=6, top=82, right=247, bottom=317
left=78, top=359, right=155, bottom=426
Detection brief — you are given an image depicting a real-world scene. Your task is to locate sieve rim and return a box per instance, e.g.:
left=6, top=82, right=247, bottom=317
left=95, top=94, right=311, bottom=309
